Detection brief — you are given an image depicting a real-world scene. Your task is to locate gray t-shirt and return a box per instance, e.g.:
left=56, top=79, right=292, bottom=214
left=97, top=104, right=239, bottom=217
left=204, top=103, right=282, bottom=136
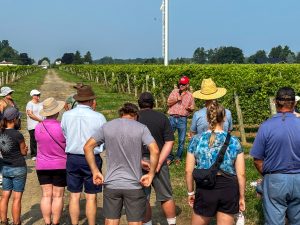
left=92, top=118, right=154, bottom=190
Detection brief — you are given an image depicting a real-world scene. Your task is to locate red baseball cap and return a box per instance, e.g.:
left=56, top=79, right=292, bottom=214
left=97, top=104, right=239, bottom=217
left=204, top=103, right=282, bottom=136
left=179, top=76, right=190, bottom=85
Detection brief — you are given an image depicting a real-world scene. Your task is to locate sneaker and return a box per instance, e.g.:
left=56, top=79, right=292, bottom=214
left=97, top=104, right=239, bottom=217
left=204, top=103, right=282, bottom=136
left=31, top=157, right=36, bottom=161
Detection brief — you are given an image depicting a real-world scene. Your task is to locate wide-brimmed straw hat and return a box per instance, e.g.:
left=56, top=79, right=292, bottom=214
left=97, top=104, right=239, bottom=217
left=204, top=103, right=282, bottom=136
left=73, top=85, right=96, bottom=102
left=193, top=78, right=227, bottom=100
left=40, top=97, right=65, bottom=117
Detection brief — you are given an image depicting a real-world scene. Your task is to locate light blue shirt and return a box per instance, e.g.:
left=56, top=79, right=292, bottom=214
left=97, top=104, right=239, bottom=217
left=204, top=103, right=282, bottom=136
left=190, top=107, right=233, bottom=135
left=61, top=105, right=107, bottom=155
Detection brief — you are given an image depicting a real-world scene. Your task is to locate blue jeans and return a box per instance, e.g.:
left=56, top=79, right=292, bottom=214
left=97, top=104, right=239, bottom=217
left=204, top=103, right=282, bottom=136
left=263, top=173, right=300, bottom=225
left=169, top=116, right=187, bottom=160
left=2, top=166, right=27, bottom=192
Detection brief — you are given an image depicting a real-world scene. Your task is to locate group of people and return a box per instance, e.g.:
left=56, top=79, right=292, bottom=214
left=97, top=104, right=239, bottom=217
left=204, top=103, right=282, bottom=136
left=0, top=75, right=298, bottom=225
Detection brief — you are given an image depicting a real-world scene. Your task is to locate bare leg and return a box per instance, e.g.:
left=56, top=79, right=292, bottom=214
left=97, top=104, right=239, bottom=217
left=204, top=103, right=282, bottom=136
left=0, top=190, right=11, bottom=222
left=191, top=212, right=211, bottom=225
left=85, top=193, right=97, bottom=225
left=128, top=222, right=142, bottom=225
left=52, top=186, right=65, bottom=224
left=161, top=199, right=176, bottom=224
left=11, top=191, right=23, bottom=224
left=69, top=192, right=81, bottom=225
left=105, top=219, right=120, bottom=225
left=40, top=184, right=53, bottom=224
left=216, top=211, right=234, bottom=225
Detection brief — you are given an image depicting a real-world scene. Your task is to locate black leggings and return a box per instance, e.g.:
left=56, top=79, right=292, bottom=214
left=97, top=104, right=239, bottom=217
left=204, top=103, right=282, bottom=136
left=29, top=129, right=37, bottom=157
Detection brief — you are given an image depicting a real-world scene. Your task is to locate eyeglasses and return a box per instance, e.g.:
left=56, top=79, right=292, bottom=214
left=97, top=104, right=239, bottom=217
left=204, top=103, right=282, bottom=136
left=33, top=94, right=41, bottom=97
left=179, top=83, right=187, bottom=87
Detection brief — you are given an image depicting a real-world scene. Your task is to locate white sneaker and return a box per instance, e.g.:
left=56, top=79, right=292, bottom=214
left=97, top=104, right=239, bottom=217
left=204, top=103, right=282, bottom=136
left=31, top=157, right=36, bottom=161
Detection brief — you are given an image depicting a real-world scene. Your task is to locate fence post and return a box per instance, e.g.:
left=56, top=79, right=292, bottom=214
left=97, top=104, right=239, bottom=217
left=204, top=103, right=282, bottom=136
left=126, top=73, right=131, bottom=94
left=152, top=78, right=158, bottom=107
left=269, top=97, right=276, bottom=115
left=134, top=75, right=137, bottom=97
left=104, top=72, right=108, bottom=86
left=6, top=71, right=9, bottom=84
left=146, top=75, right=149, bottom=91
left=234, top=92, right=247, bottom=144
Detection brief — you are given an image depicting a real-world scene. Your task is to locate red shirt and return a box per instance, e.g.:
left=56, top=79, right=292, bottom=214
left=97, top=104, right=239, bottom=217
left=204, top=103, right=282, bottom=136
left=167, top=89, right=195, bottom=116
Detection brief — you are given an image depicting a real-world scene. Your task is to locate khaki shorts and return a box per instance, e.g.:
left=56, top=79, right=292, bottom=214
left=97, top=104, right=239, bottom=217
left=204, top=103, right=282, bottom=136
left=103, top=188, right=146, bottom=222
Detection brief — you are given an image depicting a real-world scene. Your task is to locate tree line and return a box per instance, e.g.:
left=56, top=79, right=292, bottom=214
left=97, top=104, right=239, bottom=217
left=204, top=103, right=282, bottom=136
left=0, top=40, right=34, bottom=65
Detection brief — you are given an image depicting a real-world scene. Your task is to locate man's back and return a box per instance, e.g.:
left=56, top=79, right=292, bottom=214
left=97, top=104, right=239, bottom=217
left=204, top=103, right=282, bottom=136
left=94, top=118, right=154, bottom=189
left=251, top=112, right=300, bottom=174
left=138, top=109, right=174, bottom=152
left=61, top=104, right=106, bottom=155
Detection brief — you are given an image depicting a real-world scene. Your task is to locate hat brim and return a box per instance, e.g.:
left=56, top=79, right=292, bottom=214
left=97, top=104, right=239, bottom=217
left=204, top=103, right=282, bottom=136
left=193, top=88, right=227, bottom=100
left=39, top=101, right=65, bottom=117
left=0, top=90, right=14, bottom=97
left=73, top=94, right=96, bottom=102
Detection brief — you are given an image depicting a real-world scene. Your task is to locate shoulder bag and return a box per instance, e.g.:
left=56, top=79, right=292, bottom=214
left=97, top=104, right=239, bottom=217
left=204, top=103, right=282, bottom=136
left=192, top=132, right=231, bottom=189
left=41, top=122, right=65, bottom=150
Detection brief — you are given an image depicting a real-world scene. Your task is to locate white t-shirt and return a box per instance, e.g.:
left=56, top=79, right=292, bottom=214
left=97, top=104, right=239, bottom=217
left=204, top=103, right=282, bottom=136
left=26, top=101, right=43, bottom=130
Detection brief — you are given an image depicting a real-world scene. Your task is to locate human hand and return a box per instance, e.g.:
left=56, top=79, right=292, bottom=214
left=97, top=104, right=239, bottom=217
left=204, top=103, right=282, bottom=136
left=141, top=160, right=150, bottom=171
left=188, top=195, right=195, bottom=207
left=140, top=173, right=154, bottom=187
left=93, top=172, right=104, bottom=186
left=239, top=198, right=246, bottom=212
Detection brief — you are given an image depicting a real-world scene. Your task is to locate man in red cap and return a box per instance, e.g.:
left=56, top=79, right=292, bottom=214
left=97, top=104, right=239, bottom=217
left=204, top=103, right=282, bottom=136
left=167, top=76, right=195, bottom=165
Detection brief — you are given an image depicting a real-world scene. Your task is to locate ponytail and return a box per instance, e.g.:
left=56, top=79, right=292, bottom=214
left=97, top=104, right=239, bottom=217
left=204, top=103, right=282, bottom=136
left=207, top=100, right=225, bottom=147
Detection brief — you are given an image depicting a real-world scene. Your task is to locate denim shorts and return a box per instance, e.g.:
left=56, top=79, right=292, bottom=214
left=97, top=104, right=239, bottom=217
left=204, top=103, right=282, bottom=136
left=2, top=166, right=27, bottom=192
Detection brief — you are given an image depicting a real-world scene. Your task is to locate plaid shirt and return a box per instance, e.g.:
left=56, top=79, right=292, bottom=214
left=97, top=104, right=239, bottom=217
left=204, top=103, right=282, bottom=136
left=167, top=88, right=195, bottom=116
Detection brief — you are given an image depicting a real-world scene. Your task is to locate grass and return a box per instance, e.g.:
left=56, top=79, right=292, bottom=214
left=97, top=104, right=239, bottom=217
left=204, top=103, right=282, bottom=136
left=56, top=69, right=265, bottom=224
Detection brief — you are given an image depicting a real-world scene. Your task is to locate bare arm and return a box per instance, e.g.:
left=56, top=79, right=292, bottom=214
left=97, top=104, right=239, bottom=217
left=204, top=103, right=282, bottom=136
left=156, top=141, right=174, bottom=172
left=84, top=138, right=104, bottom=185
left=254, top=158, right=264, bottom=175
left=235, top=152, right=246, bottom=211
left=26, top=110, right=42, bottom=122
left=140, top=142, right=159, bottom=187
left=19, top=140, right=28, bottom=156
left=185, top=152, right=196, bottom=207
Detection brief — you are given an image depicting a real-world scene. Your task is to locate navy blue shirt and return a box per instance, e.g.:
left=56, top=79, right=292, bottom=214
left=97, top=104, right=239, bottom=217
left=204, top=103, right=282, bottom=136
left=250, top=112, right=300, bottom=174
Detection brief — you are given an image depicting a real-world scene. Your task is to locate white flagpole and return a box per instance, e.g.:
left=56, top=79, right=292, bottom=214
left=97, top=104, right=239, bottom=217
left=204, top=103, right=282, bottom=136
left=161, top=0, right=169, bottom=66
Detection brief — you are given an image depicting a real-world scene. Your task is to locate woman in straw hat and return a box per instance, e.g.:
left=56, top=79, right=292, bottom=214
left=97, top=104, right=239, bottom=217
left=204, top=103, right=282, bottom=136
left=34, top=97, right=66, bottom=225
left=189, top=78, right=233, bottom=138
left=186, top=101, right=245, bottom=225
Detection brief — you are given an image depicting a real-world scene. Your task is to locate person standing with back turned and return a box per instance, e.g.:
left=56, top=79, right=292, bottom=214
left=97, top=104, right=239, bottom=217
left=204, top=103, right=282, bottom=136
left=138, top=92, right=177, bottom=225
left=61, top=85, right=106, bottom=225
left=251, top=87, right=300, bottom=225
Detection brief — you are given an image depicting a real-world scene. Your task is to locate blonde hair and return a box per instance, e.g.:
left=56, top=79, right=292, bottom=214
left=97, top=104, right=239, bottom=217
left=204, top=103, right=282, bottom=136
left=207, top=100, right=226, bottom=147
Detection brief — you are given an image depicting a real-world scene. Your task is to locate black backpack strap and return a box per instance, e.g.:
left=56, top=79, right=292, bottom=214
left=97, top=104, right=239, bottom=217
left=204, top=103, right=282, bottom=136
left=213, top=133, right=231, bottom=169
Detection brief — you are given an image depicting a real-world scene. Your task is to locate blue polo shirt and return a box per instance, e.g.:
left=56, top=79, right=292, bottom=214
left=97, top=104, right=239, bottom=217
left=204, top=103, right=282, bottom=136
left=250, top=112, right=300, bottom=174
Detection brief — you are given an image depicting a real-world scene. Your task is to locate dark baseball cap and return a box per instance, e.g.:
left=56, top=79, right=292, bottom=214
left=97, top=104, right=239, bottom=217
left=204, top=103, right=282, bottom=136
left=3, top=107, right=21, bottom=120
left=275, top=87, right=295, bottom=101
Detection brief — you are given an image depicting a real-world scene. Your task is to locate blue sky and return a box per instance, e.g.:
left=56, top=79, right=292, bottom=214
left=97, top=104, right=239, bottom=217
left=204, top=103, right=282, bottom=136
left=1, top=0, right=300, bottom=62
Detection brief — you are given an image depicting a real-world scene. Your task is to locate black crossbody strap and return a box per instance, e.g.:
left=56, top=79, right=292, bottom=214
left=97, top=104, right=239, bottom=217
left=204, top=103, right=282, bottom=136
left=212, top=133, right=231, bottom=170
left=41, top=122, right=64, bottom=150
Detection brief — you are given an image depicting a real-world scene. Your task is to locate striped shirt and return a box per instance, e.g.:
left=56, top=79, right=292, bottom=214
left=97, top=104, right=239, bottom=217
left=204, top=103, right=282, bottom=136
left=167, top=88, right=195, bottom=116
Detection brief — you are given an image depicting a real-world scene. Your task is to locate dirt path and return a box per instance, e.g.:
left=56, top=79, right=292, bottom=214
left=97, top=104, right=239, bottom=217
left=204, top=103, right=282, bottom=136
left=8, top=69, right=168, bottom=225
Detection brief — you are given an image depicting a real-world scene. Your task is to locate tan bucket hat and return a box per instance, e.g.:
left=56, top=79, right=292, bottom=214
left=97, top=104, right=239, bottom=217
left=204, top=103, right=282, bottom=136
left=193, top=78, right=227, bottom=100
left=40, top=97, right=65, bottom=117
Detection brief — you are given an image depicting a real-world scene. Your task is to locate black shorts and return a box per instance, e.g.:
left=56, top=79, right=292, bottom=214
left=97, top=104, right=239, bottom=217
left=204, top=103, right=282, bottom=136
left=36, top=169, right=67, bottom=187
left=193, top=175, right=239, bottom=217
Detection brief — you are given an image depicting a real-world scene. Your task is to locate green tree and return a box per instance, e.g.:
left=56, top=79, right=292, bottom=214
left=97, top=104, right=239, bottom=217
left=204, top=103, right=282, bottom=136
left=268, top=45, right=294, bottom=62
left=192, top=47, right=207, bottom=64
left=83, top=51, right=93, bottom=64
left=73, top=51, right=83, bottom=64
left=20, top=53, right=34, bottom=65
left=213, top=46, right=244, bottom=64
left=61, top=53, right=75, bottom=64
left=38, top=57, right=50, bottom=65
left=296, top=52, right=300, bottom=63
left=248, top=50, right=268, bottom=64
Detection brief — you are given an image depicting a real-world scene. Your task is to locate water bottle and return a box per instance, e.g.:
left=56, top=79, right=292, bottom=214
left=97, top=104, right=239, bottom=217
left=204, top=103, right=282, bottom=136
left=236, top=212, right=245, bottom=225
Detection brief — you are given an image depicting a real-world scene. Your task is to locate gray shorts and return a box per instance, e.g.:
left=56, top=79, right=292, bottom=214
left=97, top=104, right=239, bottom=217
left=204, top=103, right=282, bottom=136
left=144, top=162, right=173, bottom=202
left=103, top=188, right=146, bottom=222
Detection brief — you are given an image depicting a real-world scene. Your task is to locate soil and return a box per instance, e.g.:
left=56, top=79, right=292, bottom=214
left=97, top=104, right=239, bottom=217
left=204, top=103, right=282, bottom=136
left=5, top=70, right=179, bottom=225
